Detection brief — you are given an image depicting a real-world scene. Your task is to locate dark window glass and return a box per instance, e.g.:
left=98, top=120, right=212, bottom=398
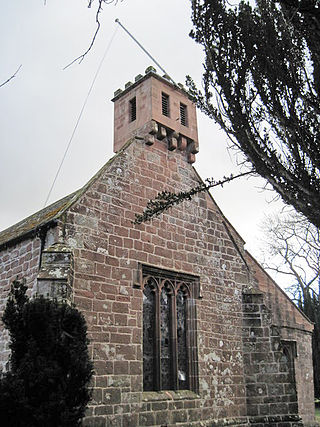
left=281, top=341, right=297, bottom=384
left=180, top=103, right=188, bottom=126
left=143, top=280, right=156, bottom=391
left=129, top=97, right=136, bottom=122
left=162, top=93, right=170, bottom=117
left=160, top=285, right=173, bottom=389
left=177, top=287, right=188, bottom=390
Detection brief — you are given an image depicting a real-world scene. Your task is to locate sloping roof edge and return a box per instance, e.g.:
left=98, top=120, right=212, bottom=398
left=245, top=250, right=313, bottom=327
left=191, top=167, right=312, bottom=327
left=0, top=139, right=135, bottom=250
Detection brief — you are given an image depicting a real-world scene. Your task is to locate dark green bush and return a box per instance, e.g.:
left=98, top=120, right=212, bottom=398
left=0, top=280, right=93, bottom=426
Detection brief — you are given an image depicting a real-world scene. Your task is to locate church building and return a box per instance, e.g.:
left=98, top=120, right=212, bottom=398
left=0, top=68, right=315, bottom=426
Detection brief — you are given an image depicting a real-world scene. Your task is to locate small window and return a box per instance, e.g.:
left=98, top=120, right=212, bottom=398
left=142, top=265, right=199, bottom=392
left=162, top=92, right=170, bottom=117
left=180, top=103, right=188, bottom=126
left=129, top=97, right=136, bottom=122
left=281, top=341, right=297, bottom=383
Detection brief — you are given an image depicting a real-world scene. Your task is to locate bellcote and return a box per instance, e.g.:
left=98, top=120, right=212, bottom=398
left=112, top=67, right=199, bottom=164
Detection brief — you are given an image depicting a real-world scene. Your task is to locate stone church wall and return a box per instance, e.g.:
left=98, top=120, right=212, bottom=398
left=59, top=139, right=249, bottom=425
left=0, top=236, right=41, bottom=372
left=242, top=290, right=301, bottom=426
left=281, top=327, right=315, bottom=426
left=0, top=69, right=315, bottom=426
left=49, top=138, right=302, bottom=426
left=0, top=133, right=312, bottom=425
left=246, top=253, right=315, bottom=425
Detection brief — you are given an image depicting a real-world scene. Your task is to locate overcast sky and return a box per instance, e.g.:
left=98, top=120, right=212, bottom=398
left=0, top=0, right=285, bottom=259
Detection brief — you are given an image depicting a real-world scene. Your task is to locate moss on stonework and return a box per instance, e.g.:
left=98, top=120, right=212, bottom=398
left=165, top=417, right=248, bottom=427
left=142, top=390, right=199, bottom=402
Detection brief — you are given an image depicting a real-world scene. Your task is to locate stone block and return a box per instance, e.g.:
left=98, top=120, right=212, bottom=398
left=267, top=383, right=284, bottom=396
left=91, top=389, right=103, bottom=405
left=247, top=384, right=267, bottom=397
left=156, top=410, right=170, bottom=425
left=269, top=403, right=289, bottom=415
left=168, top=136, right=178, bottom=151
left=122, top=413, right=139, bottom=427
left=178, top=135, right=188, bottom=151
left=114, top=361, right=129, bottom=374
left=172, top=410, right=187, bottom=424
left=103, top=388, right=121, bottom=405
left=139, top=412, right=156, bottom=426
left=152, top=401, right=168, bottom=411
left=83, top=416, right=106, bottom=426
left=145, top=135, right=155, bottom=146
left=157, top=126, right=167, bottom=140
left=187, top=140, right=199, bottom=154
left=94, top=405, right=113, bottom=416
left=188, top=153, right=196, bottom=164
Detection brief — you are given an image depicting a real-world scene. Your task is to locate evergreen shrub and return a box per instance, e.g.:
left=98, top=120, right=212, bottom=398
left=0, top=280, right=93, bottom=426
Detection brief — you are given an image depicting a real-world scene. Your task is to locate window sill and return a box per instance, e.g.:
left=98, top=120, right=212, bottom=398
left=142, top=390, right=199, bottom=402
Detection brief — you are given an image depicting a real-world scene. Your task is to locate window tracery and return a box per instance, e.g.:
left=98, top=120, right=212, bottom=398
left=141, top=266, right=199, bottom=392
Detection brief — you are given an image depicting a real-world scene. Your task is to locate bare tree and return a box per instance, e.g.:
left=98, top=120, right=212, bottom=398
left=261, top=210, right=320, bottom=302
left=261, top=210, right=320, bottom=398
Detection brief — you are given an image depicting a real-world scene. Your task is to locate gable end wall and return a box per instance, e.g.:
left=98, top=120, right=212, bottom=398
left=0, top=136, right=314, bottom=426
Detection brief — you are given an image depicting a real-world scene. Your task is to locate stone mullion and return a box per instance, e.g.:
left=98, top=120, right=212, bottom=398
left=154, top=281, right=161, bottom=391
left=171, top=285, right=178, bottom=391
left=188, top=293, right=198, bottom=393
left=184, top=290, right=191, bottom=391
left=186, top=295, right=193, bottom=391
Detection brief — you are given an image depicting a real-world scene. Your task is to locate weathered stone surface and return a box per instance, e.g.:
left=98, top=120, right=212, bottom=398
left=0, top=71, right=315, bottom=426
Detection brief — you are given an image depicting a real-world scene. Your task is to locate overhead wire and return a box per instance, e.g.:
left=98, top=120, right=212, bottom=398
left=45, top=18, right=178, bottom=207
left=43, top=24, right=119, bottom=207
left=115, top=19, right=178, bottom=87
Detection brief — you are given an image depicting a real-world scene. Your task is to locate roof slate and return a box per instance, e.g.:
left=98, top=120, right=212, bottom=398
left=0, top=191, right=78, bottom=249
left=0, top=139, right=133, bottom=250
left=0, top=137, right=245, bottom=250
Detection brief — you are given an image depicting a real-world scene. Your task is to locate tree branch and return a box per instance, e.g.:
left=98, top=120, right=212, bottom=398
left=261, top=210, right=320, bottom=299
left=64, top=0, right=119, bottom=69
left=133, top=171, right=253, bottom=224
left=0, top=65, right=22, bottom=89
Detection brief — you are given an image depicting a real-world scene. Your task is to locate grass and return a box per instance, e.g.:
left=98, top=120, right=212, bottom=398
left=315, top=406, right=320, bottom=423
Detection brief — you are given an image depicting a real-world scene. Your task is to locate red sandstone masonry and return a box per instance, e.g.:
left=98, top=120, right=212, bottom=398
left=0, top=71, right=315, bottom=425
left=245, top=253, right=315, bottom=426
left=57, top=138, right=249, bottom=425
left=0, top=237, right=42, bottom=372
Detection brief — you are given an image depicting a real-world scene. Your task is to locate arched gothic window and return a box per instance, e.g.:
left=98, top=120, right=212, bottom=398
left=281, top=340, right=297, bottom=384
left=142, top=266, right=199, bottom=392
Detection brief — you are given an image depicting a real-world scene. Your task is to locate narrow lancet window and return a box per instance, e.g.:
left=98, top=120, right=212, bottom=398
left=177, top=287, right=188, bottom=390
left=160, top=284, right=173, bottom=390
left=129, top=97, right=136, bottom=122
left=143, top=280, right=156, bottom=391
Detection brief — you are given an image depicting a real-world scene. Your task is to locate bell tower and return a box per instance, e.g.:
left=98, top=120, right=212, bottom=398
left=112, top=67, right=199, bottom=164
